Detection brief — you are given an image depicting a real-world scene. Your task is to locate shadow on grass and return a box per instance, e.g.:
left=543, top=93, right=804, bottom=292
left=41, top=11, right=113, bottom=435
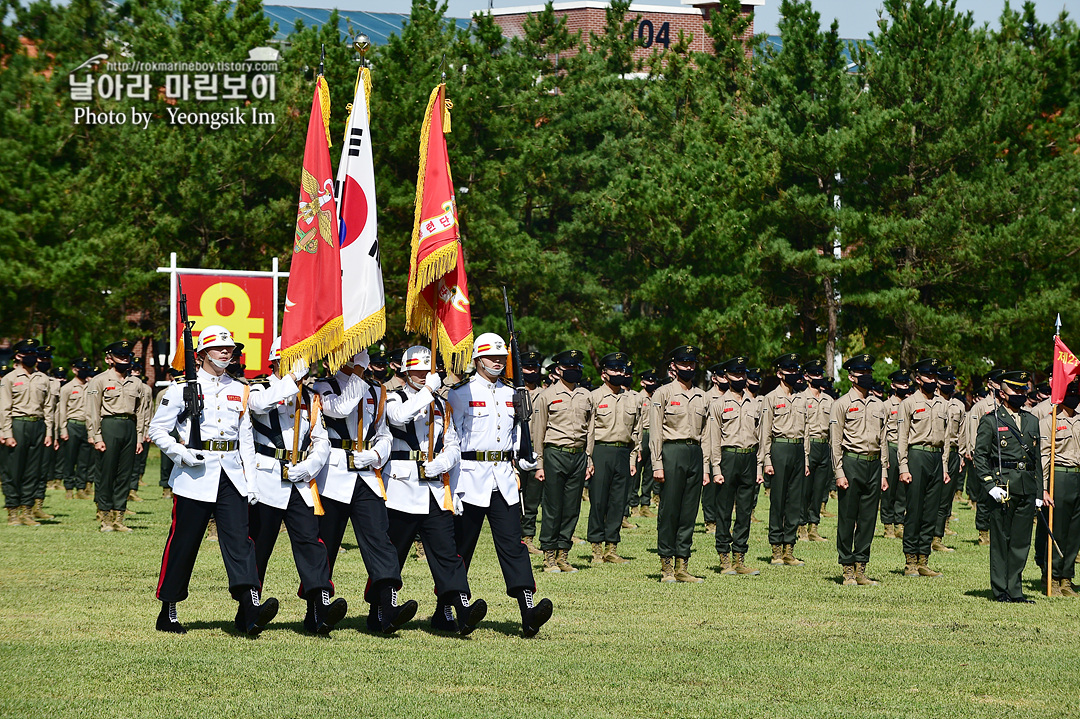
left=962, top=588, right=997, bottom=600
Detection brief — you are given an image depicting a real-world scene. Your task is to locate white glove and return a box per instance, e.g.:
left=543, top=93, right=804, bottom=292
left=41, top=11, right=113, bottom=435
left=288, top=466, right=311, bottom=484
left=988, top=486, right=1008, bottom=503
left=291, top=356, right=309, bottom=380
left=178, top=447, right=205, bottom=467
left=353, top=449, right=379, bottom=469
left=517, top=453, right=538, bottom=472
left=246, top=487, right=260, bottom=505
left=1035, top=498, right=1044, bottom=509
left=349, top=351, right=370, bottom=370
left=423, top=454, right=452, bottom=477
left=424, top=372, right=443, bottom=392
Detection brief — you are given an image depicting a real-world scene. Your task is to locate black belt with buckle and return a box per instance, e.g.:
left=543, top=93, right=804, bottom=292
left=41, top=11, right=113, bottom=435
left=664, top=439, right=700, bottom=446
left=197, top=440, right=238, bottom=452
left=255, top=444, right=308, bottom=462
left=104, top=413, right=137, bottom=421
left=544, top=445, right=585, bottom=454
left=330, top=438, right=373, bottom=451
left=390, top=450, right=426, bottom=461
left=462, top=450, right=511, bottom=462
left=1000, top=460, right=1029, bottom=471
left=596, top=441, right=632, bottom=448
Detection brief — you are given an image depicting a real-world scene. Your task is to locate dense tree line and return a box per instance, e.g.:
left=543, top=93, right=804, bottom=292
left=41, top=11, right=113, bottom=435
left=1, top=0, right=1078, bottom=386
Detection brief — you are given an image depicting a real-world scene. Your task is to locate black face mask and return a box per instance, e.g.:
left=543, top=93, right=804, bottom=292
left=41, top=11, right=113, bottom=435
left=37, top=361, right=52, bottom=373
left=715, top=381, right=729, bottom=391
left=893, top=386, right=911, bottom=398
left=793, top=379, right=808, bottom=393
left=372, top=367, right=389, bottom=381
left=781, top=372, right=799, bottom=387
left=19, top=356, right=37, bottom=370
left=1063, top=395, right=1080, bottom=410
left=675, top=368, right=695, bottom=382
left=642, top=382, right=659, bottom=394
left=747, top=382, right=760, bottom=395
left=609, top=374, right=632, bottom=388
left=1003, top=392, right=1026, bottom=410
left=76, top=369, right=91, bottom=379
left=810, top=378, right=829, bottom=390
left=522, top=370, right=540, bottom=386
left=729, top=379, right=746, bottom=393
left=921, top=380, right=937, bottom=395
left=854, top=374, right=875, bottom=389
left=560, top=367, right=583, bottom=384
left=113, top=360, right=131, bottom=373
left=938, top=383, right=955, bottom=396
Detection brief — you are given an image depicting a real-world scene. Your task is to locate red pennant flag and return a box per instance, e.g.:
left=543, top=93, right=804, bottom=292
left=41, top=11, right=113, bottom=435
left=1051, top=336, right=1080, bottom=404
left=405, top=83, right=473, bottom=372
left=280, top=76, right=345, bottom=375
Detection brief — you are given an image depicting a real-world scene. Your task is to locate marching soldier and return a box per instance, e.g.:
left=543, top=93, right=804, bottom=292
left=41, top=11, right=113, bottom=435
left=897, top=357, right=951, bottom=578
left=967, top=370, right=1004, bottom=546
left=519, top=350, right=545, bottom=554
left=934, top=365, right=964, bottom=551
left=150, top=325, right=279, bottom=635
left=86, top=341, right=147, bottom=532
left=706, top=355, right=762, bottom=576
left=384, top=348, right=406, bottom=391
left=367, top=350, right=392, bottom=385
left=1040, top=379, right=1080, bottom=596
left=585, top=352, right=640, bottom=564
left=880, top=371, right=910, bottom=538
left=830, top=354, right=889, bottom=586
left=447, top=333, right=553, bottom=637
left=758, top=353, right=810, bottom=567
left=383, top=345, right=487, bottom=635
left=127, top=359, right=153, bottom=504
left=59, top=357, right=94, bottom=500
left=801, top=359, right=833, bottom=543
left=243, top=338, right=346, bottom=635
left=650, top=345, right=711, bottom=583
left=973, top=370, right=1042, bottom=602
left=313, top=351, right=418, bottom=635
left=628, top=369, right=662, bottom=518
left=533, top=349, right=592, bottom=573
left=1, top=339, right=51, bottom=526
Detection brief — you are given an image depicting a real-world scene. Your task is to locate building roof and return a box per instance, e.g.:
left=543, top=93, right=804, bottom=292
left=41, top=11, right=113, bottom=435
left=263, top=5, right=471, bottom=45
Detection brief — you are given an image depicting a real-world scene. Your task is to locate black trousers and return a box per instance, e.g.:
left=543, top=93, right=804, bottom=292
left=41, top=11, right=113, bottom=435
left=3, top=419, right=44, bottom=508
left=38, top=442, right=59, bottom=500
left=988, top=492, right=1035, bottom=598
left=130, top=440, right=150, bottom=492
left=880, top=444, right=904, bottom=525
left=587, top=445, right=632, bottom=544
left=767, top=441, right=804, bottom=546
left=455, top=491, right=535, bottom=597
left=715, top=450, right=758, bottom=555
left=935, top=450, right=960, bottom=536
left=803, top=441, right=833, bottom=524
left=156, top=472, right=261, bottom=603
left=837, top=455, right=881, bottom=565
left=249, top=485, right=331, bottom=595
left=318, top=479, right=402, bottom=603
left=96, top=416, right=136, bottom=512
left=388, top=495, right=470, bottom=599
left=629, top=430, right=655, bottom=508
left=902, top=448, right=943, bottom=556
left=520, top=468, right=542, bottom=538
left=61, top=421, right=93, bottom=491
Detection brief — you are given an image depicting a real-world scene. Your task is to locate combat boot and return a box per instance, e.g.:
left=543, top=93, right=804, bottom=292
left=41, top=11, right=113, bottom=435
left=31, top=499, right=53, bottom=520
left=782, top=544, right=804, bottom=566
left=65, top=490, right=74, bottom=500
left=1050, top=579, right=1063, bottom=597
left=128, top=490, right=143, bottom=502
left=750, top=511, right=762, bottom=524
left=7, top=507, right=18, bottom=526
left=673, top=557, right=703, bottom=583
left=621, top=517, right=637, bottom=530
left=943, top=519, right=957, bottom=536
left=770, top=544, right=784, bottom=565
left=704, top=522, right=716, bottom=535
left=19, top=507, right=41, bottom=527
left=543, top=550, right=560, bottom=573
left=903, top=553, right=919, bottom=577
left=111, top=510, right=133, bottom=533
left=820, top=502, right=835, bottom=519
left=895, top=524, right=904, bottom=539
left=522, top=535, right=542, bottom=556
left=604, top=543, right=627, bottom=564
left=842, top=564, right=857, bottom=586
left=590, top=542, right=605, bottom=565
left=916, top=554, right=942, bottom=577
left=717, top=552, right=736, bottom=576
left=99, top=510, right=113, bottom=532
left=1060, top=579, right=1078, bottom=598
left=76, top=488, right=89, bottom=500
left=660, top=557, right=676, bottom=583
left=797, top=525, right=809, bottom=541
left=161, top=487, right=173, bottom=500
left=733, top=553, right=759, bottom=575
left=855, top=563, right=878, bottom=586
left=978, top=530, right=990, bottom=546
left=640, top=504, right=656, bottom=518
left=556, top=549, right=577, bottom=573
left=932, top=536, right=954, bottom=553
left=883, top=523, right=896, bottom=539
left=451, top=592, right=487, bottom=636
left=808, top=524, right=826, bottom=542
left=206, top=518, right=218, bottom=541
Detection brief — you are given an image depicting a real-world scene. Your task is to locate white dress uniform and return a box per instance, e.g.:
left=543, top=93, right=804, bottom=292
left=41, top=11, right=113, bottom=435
left=447, top=374, right=521, bottom=508
left=314, top=371, right=391, bottom=502
left=385, top=382, right=462, bottom=514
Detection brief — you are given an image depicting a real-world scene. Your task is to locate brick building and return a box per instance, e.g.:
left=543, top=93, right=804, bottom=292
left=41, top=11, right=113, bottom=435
left=483, top=0, right=763, bottom=61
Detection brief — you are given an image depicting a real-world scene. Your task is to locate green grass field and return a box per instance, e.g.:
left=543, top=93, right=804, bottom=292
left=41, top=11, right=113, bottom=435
left=1, top=447, right=1077, bottom=719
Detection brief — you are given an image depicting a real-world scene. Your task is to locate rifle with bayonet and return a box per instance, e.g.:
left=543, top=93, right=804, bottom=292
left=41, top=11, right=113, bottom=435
left=502, top=286, right=533, bottom=462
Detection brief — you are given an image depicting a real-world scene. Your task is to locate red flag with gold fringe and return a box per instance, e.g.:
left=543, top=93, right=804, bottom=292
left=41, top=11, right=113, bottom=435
left=280, top=76, right=345, bottom=375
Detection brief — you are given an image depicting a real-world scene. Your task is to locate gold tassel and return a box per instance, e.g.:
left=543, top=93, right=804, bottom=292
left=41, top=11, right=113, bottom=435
left=279, top=316, right=345, bottom=377
left=443, top=97, right=452, bottom=134
left=317, top=76, right=332, bottom=148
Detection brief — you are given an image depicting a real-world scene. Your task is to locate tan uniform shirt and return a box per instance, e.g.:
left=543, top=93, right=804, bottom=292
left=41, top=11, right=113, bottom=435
left=137, top=380, right=153, bottom=439
left=897, top=391, right=951, bottom=475
left=883, top=395, right=902, bottom=445
left=85, top=368, right=146, bottom=444
left=1041, top=408, right=1080, bottom=489
left=943, top=395, right=965, bottom=450
left=587, top=384, right=640, bottom=462
left=58, top=378, right=90, bottom=428
left=967, top=394, right=996, bottom=456
left=0, top=366, right=51, bottom=438
left=648, top=381, right=710, bottom=474
left=533, top=381, right=592, bottom=470
left=45, top=376, right=61, bottom=440
left=829, top=388, right=889, bottom=478
left=706, top=389, right=760, bottom=476
left=1032, top=398, right=1053, bottom=422
left=757, top=385, right=809, bottom=474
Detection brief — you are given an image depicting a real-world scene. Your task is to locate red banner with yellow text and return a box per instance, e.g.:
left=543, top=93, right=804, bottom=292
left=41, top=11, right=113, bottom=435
left=1051, top=336, right=1080, bottom=404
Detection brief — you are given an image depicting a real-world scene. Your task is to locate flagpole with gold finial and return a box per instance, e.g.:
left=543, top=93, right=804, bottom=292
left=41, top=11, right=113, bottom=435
left=1048, top=314, right=1061, bottom=597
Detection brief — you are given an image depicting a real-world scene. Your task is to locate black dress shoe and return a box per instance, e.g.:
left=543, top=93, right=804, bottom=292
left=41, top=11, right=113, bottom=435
left=312, top=591, right=348, bottom=635
left=238, top=588, right=279, bottom=635
left=365, top=604, right=381, bottom=633
left=1010, top=595, right=1035, bottom=604
left=156, top=602, right=187, bottom=634
left=522, top=597, right=553, bottom=638
left=380, top=599, right=418, bottom=634
left=994, top=593, right=1011, bottom=603
left=430, top=603, right=457, bottom=632
left=457, top=598, right=487, bottom=636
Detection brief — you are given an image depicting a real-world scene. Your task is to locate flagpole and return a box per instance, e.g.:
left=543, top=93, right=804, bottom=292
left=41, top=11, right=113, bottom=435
left=1048, top=314, right=1061, bottom=597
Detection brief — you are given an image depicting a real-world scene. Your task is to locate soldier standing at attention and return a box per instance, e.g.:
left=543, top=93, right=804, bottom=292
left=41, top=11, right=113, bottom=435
left=707, top=356, right=762, bottom=576
left=968, top=370, right=1005, bottom=546
left=519, top=351, right=545, bottom=555
left=897, top=358, right=951, bottom=578
left=830, top=354, right=889, bottom=586
left=1040, top=379, right=1080, bottom=597
left=973, top=370, right=1043, bottom=603
left=629, top=370, right=662, bottom=519
left=650, top=345, right=710, bottom=583
left=801, top=359, right=833, bottom=543
left=758, top=353, right=810, bottom=567
left=533, top=350, right=592, bottom=573
left=85, top=341, right=146, bottom=532
left=1, top=339, right=51, bottom=526
left=127, top=359, right=153, bottom=504
left=701, top=364, right=728, bottom=535
left=934, top=365, right=964, bottom=552
left=880, top=371, right=910, bottom=539
left=59, top=357, right=94, bottom=500
left=36, top=346, right=62, bottom=499
left=585, top=352, right=640, bottom=565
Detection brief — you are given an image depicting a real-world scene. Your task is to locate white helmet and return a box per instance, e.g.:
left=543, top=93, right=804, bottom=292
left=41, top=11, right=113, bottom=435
left=402, top=346, right=432, bottom=372
left=197, top=325, right=236, bottom=352
left=473, top=333, right=507, bottom=358
left=267, top=337, right=282, bottom=362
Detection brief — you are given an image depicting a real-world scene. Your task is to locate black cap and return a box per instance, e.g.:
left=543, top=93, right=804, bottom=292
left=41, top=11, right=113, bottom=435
left=1000, top=370, right=1030, bottom=389
left=746, top=367, right=762, bottom=382
left=37, top=345, right=54, bottom=359
left=640, top=369, right=661, bottom=384
left=231, top=342, right=245, bottom=360
left=774, top=353, right=801, bottom=370
left=801, top=359, right=825, bottom=375
left=553, top=350, right=585, bottom=368
left=72, top=356, right=92, bottom=370
left=986, top=369, right=1005, bottom=384
left=1036, top=382, right=1051, bottom=395
left=168, top=367, right=184, bottom=378
left=600, top=352, right=630, bottom=370
left=719, top=356, right=749, bottom=373
left=936, top=364, right=956, bottom=382
left=105, top=340, right=134, bottom=358
left=13, top=339, right=40, bottom=354
left=871, top=380, right=885, bottom=394
left=521, top=351, right=542, bottom=368
left=843, top=354, right=875, bottom=372
left=368, top=349, right=387, bottom=364
left=132, top=359, right=145, bottom=371
left=707, top=362, right=725, bottom=375
left=888, top=370, right=910, bottom=384
left=388, top=348, right=405, bottom=365
left=668, top=345, right=700, bottom=363
left=911, top=357, right=939, bottom=375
